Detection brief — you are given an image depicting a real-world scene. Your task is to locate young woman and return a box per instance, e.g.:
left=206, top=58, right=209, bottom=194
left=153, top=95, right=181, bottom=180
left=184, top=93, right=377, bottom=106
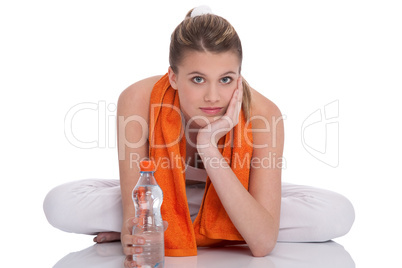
left=44, top=6, right=354, bottom=268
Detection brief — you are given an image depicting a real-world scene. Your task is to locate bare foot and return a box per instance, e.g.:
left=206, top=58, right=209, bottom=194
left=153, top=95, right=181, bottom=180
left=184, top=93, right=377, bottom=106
left=93, top=232, right=121, bottom=243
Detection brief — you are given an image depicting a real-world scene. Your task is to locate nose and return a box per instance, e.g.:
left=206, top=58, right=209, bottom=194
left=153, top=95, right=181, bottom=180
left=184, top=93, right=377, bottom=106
left=204, top=84, right=220, bottom=103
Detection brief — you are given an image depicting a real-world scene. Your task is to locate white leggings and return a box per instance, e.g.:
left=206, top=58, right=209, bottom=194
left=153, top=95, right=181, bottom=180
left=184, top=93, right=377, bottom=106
left=43, top=179, right=355, bottom=242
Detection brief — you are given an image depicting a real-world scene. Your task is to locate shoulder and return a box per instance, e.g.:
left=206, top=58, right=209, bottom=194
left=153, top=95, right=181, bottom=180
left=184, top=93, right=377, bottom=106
left=117, top=75, right=163, bottom=118
left=250, top=87, right=283, bottom=124
left=118, top=75, right=163, bottom=106
left=249, top=87, right=284, bottom=149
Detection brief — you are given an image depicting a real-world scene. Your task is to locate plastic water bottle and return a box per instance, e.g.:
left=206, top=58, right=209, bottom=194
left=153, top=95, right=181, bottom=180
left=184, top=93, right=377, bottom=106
left=132, top=160, right=164, bottom=268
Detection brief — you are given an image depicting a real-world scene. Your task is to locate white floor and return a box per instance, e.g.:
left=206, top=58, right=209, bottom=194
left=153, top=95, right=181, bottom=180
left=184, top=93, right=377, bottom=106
left=52, top=240, right=354, bottom=268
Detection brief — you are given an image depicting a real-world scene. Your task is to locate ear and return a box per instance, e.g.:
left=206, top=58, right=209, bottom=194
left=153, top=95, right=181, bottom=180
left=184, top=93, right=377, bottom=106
left=168, top=67, right=178, bottom=90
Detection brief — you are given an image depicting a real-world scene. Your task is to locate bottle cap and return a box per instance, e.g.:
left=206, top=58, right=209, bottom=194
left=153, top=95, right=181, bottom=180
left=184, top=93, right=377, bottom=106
left=140, top=160, right=155, bottom=172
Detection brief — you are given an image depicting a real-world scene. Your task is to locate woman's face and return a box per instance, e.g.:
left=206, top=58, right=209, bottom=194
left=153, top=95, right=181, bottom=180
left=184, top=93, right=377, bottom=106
left=169, top=50, right=241, bottom=129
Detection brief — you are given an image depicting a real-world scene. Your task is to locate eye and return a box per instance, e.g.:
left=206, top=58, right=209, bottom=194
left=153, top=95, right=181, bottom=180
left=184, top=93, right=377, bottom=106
left=192, top=76, right=205, bottom=84
left=220, top=77, right=232, bottom=84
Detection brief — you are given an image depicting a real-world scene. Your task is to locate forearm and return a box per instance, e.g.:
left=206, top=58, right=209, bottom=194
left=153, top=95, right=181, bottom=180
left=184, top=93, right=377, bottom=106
left=198, top=146, right=278, bottom=256
left=120, top=173, right=136, bottom=221
left=119, top=170, right=137, bottom=242
left=117, top=139, right=147, bottom=225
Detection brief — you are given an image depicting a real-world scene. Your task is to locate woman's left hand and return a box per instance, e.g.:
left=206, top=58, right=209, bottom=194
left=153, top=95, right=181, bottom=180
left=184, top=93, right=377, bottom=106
left=197, top=77, right=243, bottom=149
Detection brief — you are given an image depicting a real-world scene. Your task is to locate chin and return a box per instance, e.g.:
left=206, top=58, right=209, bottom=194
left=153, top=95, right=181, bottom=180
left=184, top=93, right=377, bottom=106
left=186, top=116, right=218, bottom=129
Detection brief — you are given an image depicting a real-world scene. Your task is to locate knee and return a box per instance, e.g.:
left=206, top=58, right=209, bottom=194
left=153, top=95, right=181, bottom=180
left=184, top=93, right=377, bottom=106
left=313, top=191, right=355, bottom=241
left=43, top=181, right=87, bottom=233
left=332, top=192, right=355, bottom=237
left=43, top=183, right=69, bottom=231
left=43, top=179, right=121, bottom=234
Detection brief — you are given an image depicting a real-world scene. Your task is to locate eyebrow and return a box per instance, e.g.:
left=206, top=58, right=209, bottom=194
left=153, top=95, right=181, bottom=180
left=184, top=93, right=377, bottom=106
left=187, top=71, right=237, bottom=76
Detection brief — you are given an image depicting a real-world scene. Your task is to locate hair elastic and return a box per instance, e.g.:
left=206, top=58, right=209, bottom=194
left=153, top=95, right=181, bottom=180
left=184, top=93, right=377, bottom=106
left=191, top=5, right=213, bottom=18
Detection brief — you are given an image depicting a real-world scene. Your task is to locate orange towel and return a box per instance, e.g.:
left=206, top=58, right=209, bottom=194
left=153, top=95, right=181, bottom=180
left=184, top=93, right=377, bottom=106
left=149, top=73, right=253, bottom=256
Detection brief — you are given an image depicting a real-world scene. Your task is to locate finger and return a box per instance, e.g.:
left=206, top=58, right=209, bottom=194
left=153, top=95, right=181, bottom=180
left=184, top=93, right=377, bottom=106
left=236, top=77, right=243, bottom=107
left=237, top=76, right=243, bottom=102
left=123, top=244, right=143, bottom=255
left=124, top=255, right=136, bottom=268
left=125, top=217, right=138, bottom=233
left=122, top=233, right=146, bottom=246
left=163, top=220, right=169, bottom=231
left=234, top=77, right=243, bottom=122
left=225, top=89, right=240, bottom=119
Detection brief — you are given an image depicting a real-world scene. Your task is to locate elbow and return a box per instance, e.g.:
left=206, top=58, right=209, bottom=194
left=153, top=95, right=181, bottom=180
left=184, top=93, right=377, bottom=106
left=249, top=237, right=277, bottom=257
left=248, top=216, right=280, bottom=257
left=251, top=243, right=276, bottom=257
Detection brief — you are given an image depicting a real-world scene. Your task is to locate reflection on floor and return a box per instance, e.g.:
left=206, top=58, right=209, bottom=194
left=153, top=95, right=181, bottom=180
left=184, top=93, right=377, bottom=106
left=54, top=241, right=354, bottom=268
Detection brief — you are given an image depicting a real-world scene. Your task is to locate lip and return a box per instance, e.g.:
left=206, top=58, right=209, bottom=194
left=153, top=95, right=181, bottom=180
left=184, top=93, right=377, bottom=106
left=199, top=107, right=223, bottom=115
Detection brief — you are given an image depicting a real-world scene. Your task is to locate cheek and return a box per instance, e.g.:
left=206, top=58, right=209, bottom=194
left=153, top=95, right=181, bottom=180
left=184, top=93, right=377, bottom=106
left=223, top=90, right=235, bottom=104
left=179, top=86, right=201, bottom=103
left=178, top=88, right=197, bottom=114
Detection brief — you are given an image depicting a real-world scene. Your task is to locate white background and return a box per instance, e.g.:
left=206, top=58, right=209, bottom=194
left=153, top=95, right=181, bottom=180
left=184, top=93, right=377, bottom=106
left=1, top=0, right=401, bottom=267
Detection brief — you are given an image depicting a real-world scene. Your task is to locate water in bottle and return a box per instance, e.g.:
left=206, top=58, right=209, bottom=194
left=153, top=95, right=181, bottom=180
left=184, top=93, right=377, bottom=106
left=132, top=160, right=164, bottom=268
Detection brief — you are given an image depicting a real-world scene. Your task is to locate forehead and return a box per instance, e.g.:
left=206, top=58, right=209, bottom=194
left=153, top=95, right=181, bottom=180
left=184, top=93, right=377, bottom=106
left=178, top=50, right=241, bottom=75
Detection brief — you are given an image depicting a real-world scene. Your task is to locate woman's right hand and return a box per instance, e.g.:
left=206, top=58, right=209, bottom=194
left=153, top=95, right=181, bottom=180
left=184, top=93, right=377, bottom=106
left=122, top=217, right=168, bottom=268
left=122, top=217, right=144, bottom=268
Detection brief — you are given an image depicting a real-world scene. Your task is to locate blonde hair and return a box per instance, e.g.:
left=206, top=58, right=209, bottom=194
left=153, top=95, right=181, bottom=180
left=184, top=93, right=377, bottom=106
left=169, top=8, right=252, bottom=121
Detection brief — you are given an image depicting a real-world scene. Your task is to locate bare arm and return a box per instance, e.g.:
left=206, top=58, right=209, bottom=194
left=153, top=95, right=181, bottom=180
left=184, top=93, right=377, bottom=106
left=116, top=76, right=161, bottom=267
left=117, top=81, right=150, bottom=225
left=197, top=80, right=284, bottom=256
